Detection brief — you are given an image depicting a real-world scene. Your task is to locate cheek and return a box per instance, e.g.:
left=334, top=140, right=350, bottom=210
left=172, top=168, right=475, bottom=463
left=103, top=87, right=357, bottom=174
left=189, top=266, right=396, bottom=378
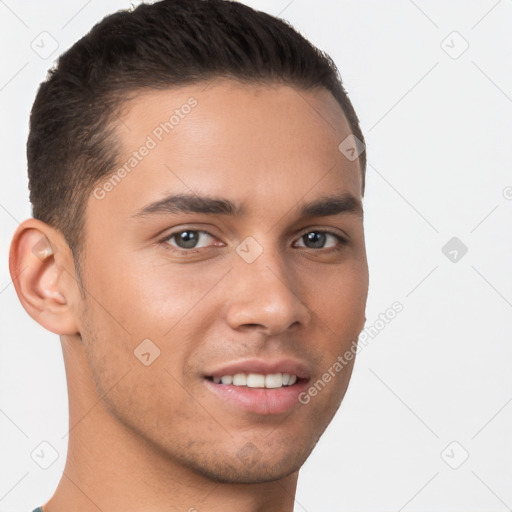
left=126, top=264, right=229, bottom=350
left=79, top=302, right=196, bottom=430
left=309, top=262, right=368, bottom=333
left=83, top=245, right=227, bottom=340
left=77, top=255, right=226, bottom=409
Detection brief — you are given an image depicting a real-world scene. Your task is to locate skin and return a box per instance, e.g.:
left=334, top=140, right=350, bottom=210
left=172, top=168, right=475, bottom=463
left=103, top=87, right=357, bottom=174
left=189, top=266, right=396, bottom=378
left=10, top=79, right=368, bottom=512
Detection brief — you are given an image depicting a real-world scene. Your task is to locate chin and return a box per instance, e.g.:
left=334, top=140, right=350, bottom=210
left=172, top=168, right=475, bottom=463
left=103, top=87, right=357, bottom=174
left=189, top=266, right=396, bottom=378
left=182, top=439, right=315, bottom=484
left=193, top=458, right=303, bottom=484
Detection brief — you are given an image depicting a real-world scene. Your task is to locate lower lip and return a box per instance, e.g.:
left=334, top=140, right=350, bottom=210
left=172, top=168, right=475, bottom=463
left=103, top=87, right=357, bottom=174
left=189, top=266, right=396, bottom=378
left=203, top=378, right=309, bottom=415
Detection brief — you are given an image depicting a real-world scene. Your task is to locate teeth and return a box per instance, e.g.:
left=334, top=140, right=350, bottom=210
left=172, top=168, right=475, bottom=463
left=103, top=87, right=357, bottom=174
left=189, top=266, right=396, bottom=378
left=247, top=373, right=265, bottom=388
left=233, top=373, right=247, bottom=386
left=221, top=375, right=233, bottom=385
left=212, top=372, right=298, bottom=388
left=265, top=373, right=282, bottom=388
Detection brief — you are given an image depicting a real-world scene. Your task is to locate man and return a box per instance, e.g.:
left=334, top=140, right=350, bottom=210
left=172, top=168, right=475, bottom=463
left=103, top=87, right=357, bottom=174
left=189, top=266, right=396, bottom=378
left=9, top=0, right=368, bottom=510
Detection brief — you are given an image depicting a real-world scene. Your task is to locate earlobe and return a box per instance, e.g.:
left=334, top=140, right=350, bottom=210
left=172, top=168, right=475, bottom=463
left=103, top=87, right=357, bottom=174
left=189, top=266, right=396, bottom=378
left=9, top=219, right=80, bottom=335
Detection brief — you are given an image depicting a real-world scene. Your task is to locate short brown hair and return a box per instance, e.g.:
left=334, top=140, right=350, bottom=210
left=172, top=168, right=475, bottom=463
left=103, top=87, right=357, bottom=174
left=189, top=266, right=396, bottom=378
left=27, top=0, right=366, bottom=284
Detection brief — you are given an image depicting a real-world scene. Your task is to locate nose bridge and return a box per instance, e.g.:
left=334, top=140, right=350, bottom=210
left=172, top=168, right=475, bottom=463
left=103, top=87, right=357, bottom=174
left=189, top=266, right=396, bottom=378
left=225, top=236, right=310, bottom=333
left=235, top=235, right=292, bottom=291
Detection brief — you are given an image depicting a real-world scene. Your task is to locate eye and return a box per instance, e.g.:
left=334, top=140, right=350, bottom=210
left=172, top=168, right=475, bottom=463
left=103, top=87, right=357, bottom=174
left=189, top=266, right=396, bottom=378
left=294, top=230, right=347, bottom=250
left=159, top=228, right=347, bottom=254
left=163, top=230, right=218, bottom=250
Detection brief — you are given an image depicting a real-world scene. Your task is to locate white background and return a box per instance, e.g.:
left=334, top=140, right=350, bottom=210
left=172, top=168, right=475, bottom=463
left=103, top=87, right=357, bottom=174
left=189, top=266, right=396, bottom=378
left=1, top=1, right=511, bottom=511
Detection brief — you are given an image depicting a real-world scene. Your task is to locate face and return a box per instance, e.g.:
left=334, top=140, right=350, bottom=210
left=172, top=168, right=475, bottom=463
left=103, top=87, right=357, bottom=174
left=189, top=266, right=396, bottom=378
left=77, top=79, right=368, bottom=483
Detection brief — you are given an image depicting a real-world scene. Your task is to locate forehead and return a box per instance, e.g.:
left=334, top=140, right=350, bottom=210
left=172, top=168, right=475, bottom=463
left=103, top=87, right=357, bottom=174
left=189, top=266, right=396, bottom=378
left=89, top=79, right=362, bottom=223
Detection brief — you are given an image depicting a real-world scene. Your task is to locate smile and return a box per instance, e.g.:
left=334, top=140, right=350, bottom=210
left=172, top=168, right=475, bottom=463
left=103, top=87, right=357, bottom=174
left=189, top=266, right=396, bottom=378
left=203, top=360, right=311, bottom=415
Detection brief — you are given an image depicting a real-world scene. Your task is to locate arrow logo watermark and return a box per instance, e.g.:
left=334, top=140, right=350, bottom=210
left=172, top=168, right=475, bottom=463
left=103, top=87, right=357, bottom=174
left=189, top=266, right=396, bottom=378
left=134, top=338, right=161, bottom=366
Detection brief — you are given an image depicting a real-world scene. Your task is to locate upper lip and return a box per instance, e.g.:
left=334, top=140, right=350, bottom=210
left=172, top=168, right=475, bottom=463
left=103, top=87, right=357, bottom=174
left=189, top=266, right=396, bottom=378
left=204, top=358, right=311, bottom=380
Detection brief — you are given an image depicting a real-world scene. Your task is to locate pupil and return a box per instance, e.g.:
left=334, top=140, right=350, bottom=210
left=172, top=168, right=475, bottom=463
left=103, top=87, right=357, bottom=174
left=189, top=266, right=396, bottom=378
left=177, top=231, right=198, bottom=248
left=305, top=232, right=325, bottom=248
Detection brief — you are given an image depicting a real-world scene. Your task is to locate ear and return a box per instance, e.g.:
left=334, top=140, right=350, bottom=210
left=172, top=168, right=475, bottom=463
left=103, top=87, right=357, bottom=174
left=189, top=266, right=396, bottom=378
left=9, top=218, right=81, bottom=335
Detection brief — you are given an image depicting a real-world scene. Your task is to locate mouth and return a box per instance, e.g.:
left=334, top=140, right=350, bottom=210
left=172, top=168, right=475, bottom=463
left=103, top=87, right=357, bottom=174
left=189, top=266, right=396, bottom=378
left=203, top=360, right=311, bottom=415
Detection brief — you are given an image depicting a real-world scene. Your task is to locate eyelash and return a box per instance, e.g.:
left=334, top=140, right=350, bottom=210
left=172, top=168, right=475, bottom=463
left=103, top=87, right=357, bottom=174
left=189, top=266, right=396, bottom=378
left=158, top=228, right=349, bottom=255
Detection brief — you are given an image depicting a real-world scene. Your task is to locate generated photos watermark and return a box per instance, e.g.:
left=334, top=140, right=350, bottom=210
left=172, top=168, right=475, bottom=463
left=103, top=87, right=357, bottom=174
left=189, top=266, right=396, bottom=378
left=298, top=301, right=403, bottom=405
left=93, top=97, right=198, bottom=200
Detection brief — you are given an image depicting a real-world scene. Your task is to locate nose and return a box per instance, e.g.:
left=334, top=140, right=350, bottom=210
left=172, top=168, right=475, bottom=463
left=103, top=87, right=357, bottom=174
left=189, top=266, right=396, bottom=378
left=224, top=243, right=312, bottom=336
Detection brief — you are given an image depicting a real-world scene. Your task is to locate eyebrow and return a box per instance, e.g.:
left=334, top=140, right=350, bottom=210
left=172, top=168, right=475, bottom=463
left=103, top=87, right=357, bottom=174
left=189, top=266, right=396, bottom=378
left=132, top=192, right=363, bottom=220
